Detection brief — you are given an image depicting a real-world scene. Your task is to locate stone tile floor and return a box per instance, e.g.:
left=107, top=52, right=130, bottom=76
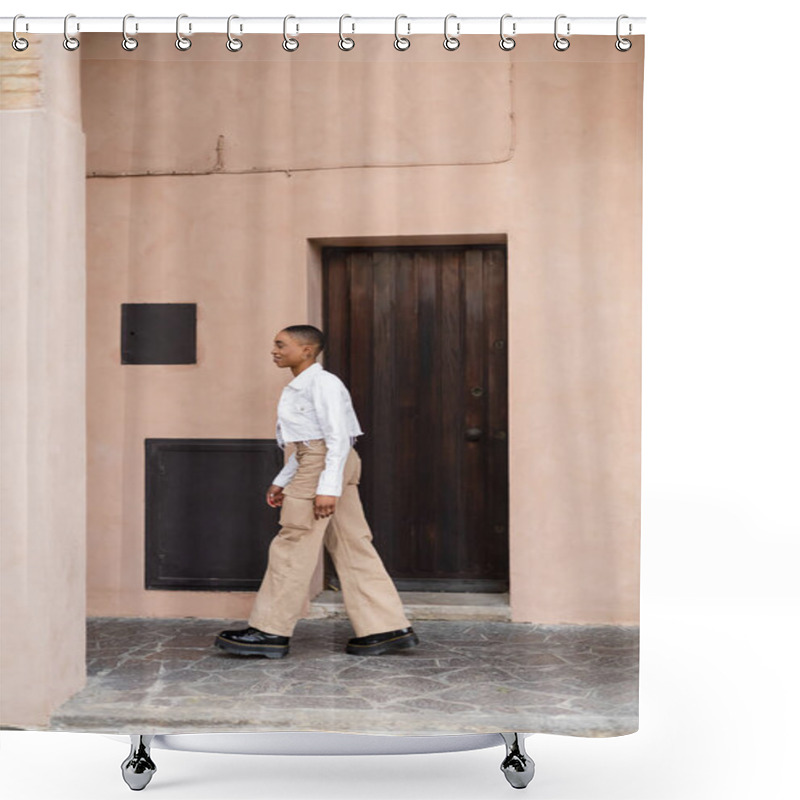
left=47, top=618, right=638, bottom=737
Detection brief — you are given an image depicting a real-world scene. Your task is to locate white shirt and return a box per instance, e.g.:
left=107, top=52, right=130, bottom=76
left=272, top=362, right=364, bottom=497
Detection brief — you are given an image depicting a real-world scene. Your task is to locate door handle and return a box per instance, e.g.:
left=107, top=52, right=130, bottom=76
left=465, top=427, right=482, bottom=441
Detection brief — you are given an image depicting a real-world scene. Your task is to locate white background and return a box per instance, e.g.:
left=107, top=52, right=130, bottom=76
left=2, top=1, right=798, bottom=798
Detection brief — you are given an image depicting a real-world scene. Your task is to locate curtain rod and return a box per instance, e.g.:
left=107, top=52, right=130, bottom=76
left=2, top=15, right=646, bottom=37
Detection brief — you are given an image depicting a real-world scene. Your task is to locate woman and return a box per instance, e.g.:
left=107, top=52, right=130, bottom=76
left=215, top=324, right=418, bottom=659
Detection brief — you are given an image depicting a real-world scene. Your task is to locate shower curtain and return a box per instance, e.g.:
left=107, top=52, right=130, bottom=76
left=0, top=24, right=643, bottom=743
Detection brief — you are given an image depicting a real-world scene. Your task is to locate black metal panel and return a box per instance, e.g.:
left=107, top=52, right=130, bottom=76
left=145, top=439, right=285, bottom=590
left=121, top=303, right=197, bottom=364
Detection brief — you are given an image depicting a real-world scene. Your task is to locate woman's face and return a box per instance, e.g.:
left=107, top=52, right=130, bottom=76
left=271, top=331, right=313, bottom=368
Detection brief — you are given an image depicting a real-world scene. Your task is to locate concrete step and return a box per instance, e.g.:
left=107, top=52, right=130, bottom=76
left=308, top=590, right=511, bottom=622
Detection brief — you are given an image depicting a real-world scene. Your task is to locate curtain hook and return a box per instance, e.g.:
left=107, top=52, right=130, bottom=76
left=11, top=14, right=29, bottom=51
left=499, top=14, right=516, bottom=50
left=443, top=13, right=460, bottom=51
left=553, top=14, right=570, bottom=51
left=63, top=13, right=80, bottom=51
left=226, top=14, right=243, bottom=51
left=615, top=14, right=632, bottom=51
left=394, top=14, right=410, bottom=51
left=339, top=14, right=355, bottom=51
left=122, top=14, right=138, bottom=51
left=175, top=13, right=192, bottom=50
left=283, top=15, right=299, bottom=51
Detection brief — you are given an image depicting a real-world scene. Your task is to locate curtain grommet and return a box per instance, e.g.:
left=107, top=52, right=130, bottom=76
left=338, top=14, right=355, bottom=51
left=63, top=13, right=80, bottom=51
left=283, top=15, right=299, bottom=51
left=121, top=14, right=138, bottom=51
left=553, top=14, right=570, bottom=51
left=226, top=15, right=243, bottom=52
left=11, top=14, right=29, bottom=51
left=394, top=15, right=411, bottom=51
left=443, top=14, right=460, bottom=51
left=175, top=13, right=192, bottom=50
left=499, top=14, right=516, bottom=50
left=615, top=14, right=633, bottom=51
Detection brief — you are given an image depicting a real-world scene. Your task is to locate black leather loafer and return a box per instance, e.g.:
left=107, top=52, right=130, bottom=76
left=214, top=626, right=290, bottom=658
left=345, top=626, right=419, bottom=656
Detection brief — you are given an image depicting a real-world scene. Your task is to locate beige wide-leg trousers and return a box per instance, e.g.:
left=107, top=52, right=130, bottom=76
left=248, top=438, right=411, bottom=638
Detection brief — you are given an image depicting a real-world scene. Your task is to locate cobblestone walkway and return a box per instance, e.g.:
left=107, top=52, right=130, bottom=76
left=48, top=617, right=638, bottom=737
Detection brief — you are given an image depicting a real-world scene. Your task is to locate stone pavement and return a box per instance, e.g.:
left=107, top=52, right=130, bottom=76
left=46, top=617, right=638, bottom=737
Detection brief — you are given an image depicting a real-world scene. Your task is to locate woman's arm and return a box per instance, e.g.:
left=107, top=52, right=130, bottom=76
left=271, top=448, right=299, bottom=488
left=310, top=376, right=351, bottom=497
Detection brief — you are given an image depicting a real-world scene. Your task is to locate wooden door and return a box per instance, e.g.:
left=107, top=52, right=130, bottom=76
left=322, top=244, right=508, bottom=591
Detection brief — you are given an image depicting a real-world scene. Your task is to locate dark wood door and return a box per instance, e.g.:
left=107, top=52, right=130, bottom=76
left=322, top=244, right=508, bottom=592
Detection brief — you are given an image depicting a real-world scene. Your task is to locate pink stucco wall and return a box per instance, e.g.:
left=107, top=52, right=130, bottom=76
left=79, top=33, right=642, bottom=626
left=1, top=33, right=87, bottom=727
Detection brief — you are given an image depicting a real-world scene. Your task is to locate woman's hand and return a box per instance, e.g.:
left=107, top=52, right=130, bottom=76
left=266, top=484, right=285, bottom=507
left=314, top=495, right=337, bottom=519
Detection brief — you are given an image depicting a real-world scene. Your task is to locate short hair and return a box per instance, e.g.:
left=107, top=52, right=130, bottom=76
left=282, top=325, right=325, bottom=357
